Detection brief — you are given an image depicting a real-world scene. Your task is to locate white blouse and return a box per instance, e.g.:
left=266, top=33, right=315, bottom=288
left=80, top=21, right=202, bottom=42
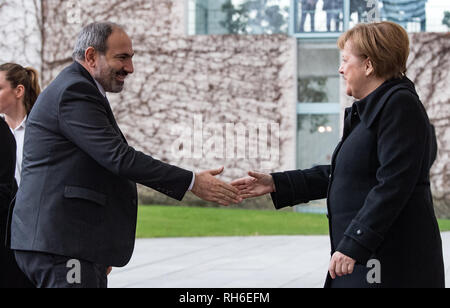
left=10, top=116, right=27, bottom=186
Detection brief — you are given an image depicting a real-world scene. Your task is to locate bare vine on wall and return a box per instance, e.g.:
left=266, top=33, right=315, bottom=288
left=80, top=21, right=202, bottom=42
left=0, top=0, right=42, bottom=69
left=2, top=1, right=447, bottom=215
left=39, top=0, right=296, bottom=181
left=407, top=33, right=450, bottom=217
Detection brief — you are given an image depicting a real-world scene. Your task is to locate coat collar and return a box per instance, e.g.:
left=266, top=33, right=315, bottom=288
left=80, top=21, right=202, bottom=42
left=352, top=76, right=418, bottom=128
left=69, top=61, right=106, bottom=98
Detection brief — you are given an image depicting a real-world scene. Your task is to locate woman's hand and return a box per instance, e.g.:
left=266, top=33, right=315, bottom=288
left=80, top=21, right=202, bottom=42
left=329, top=252, right=356, bottom=279
left=231, top=171, right=276, bottom=200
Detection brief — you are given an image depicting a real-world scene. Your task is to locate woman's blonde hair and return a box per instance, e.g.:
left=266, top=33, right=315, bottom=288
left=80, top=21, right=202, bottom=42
left=0, top=63, right=41, bottom=115
left=337, top=21, right=410, bottom=79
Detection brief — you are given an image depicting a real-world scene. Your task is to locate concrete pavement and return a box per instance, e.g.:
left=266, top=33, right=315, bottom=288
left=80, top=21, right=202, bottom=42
left=109, top=233, right=450, bottom=288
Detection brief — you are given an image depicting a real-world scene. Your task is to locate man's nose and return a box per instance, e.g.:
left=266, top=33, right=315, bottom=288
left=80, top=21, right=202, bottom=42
left=125, top=59, right=134, bottom=74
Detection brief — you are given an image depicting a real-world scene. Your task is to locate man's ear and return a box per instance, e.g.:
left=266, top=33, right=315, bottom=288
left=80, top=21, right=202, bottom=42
left=84, top=47, right=97, bottom=68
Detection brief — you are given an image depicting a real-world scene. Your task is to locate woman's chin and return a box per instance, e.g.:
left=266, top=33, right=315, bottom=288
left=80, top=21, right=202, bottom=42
left=346, top=88, right=353, bottom=98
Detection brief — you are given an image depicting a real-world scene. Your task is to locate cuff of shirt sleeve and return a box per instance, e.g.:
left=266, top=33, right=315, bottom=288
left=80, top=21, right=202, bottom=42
left=188, top=172, right=195, bottom=191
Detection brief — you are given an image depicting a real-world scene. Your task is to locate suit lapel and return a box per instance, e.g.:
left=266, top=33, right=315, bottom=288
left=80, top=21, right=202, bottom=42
left=101, top=96, right=128, bottom=144
left=70, top=62, right=128, bottom=144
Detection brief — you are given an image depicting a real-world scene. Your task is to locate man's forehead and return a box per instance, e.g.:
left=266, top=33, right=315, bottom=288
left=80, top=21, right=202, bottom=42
left=106, top=29, right=134, bottom=54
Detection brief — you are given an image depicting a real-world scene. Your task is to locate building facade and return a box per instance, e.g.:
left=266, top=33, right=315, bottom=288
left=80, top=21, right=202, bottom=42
left=0, top=0, right=449, bottom=216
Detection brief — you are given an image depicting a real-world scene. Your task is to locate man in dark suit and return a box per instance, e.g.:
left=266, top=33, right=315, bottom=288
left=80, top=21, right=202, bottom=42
left=10, top=22, right=241, bottom=288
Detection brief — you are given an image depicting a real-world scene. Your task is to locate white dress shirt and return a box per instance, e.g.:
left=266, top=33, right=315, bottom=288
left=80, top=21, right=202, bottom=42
left=92, top=79, right=196, bottom=191
left=10, top=116, right=27, bottom=186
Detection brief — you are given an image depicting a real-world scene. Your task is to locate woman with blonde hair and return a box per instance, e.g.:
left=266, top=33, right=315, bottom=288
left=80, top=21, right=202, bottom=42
left=232, top=21, right=445, bottom=288
left=0, top=63, right=41, bottom=288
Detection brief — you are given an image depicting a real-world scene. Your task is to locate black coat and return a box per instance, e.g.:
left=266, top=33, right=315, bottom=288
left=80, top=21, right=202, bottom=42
left=271, top=77, right=445, bottom=288
left=0, top=118, right=15, bottom=218
left=0, top=118, right=34, bottom=288
left=10, top=62, right=193, bottom=267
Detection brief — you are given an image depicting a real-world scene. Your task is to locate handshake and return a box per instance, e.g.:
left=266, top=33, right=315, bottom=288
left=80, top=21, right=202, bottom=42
left=191, top=167, right=277, bottom=206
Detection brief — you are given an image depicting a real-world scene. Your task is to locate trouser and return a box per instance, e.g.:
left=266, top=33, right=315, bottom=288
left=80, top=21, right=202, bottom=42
left=0, top=213, right=34, bottom=288
left=326, top=12, right=340, bottom=32
left=300, top=11, right=315, bottom=32
left=14, top=250, right=108, bottom=288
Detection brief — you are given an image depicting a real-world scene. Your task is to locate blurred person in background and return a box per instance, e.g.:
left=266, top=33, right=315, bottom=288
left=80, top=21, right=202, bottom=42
left=323, top=0, right=343, bottom=32
left=300, top=0, right=319, bottom=32
left=0, top=63, right=40, bottom=288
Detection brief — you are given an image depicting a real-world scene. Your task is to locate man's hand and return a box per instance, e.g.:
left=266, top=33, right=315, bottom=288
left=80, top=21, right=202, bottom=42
left=231, top=171, right=276, bottom=200
left=328, top=252, right=356, bottom=279
left=191, top=167, right=242, bottom=206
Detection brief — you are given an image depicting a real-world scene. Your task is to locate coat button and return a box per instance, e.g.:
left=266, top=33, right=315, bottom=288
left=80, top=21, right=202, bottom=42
left=356, top=229, right=363, bottom=236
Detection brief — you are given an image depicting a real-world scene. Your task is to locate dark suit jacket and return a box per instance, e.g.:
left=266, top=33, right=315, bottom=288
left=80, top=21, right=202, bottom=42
left=0, top=117, right=16, bottom=248
left=0, top=118, right=16, bottom=218
left=11, top=62, right=193, bottom=267
left=270, top=77, right=445, bottom=288
left=0, top=118, right=35, bottom=288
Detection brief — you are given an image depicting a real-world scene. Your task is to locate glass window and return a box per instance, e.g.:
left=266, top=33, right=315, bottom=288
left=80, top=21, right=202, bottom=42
left=381, top=0, right=450, bottom=32
left=188, top=0, right=291, bottom=35
left=347, top=0, right=450, bottom=33
left=298, top=42, right=340, bottom=103
left=297, top=114, right=340, bottom=169
left=189, top=0, right=450, bottom=36
left=295, top=42, right=340, bottom=213
left=296, top=113, right=339, bottom=213
left=293, top=0, right=345, bottom=33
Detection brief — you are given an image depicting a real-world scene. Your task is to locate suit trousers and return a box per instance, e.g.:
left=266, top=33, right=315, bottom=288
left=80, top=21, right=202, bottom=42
left=14, top=250, right=108, bottom=288
left=0, top=213, right=34, bottom=288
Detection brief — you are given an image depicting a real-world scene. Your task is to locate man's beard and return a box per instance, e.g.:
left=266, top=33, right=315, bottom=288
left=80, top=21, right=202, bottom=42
left=95, top=64, right=128, bottom=93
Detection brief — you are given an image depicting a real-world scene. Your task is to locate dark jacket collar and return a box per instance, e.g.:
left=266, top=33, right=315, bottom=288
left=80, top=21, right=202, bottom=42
left=352, top=76, right=418, bottom=128
left=69, top=61, right=96, bottom=82
left=67, top=62, right=126, bottom=141
left=68, top=61, right=105, bottom=97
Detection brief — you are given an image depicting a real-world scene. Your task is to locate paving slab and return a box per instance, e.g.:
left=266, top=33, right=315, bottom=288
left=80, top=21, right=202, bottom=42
left=109, top=233, right=450, bottom=288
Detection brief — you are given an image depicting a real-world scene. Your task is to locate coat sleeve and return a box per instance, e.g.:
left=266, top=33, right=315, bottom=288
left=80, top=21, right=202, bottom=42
left=336, top=91, right=431, bottom=264
left=58, top=81, right=193, bottom=201
left=0, top=120, right=16, bottom=214
left=270, top=165, right=331, bottom=209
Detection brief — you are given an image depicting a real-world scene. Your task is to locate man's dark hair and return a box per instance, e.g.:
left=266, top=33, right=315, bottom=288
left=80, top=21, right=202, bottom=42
left=72, top=22, right=123, bottom=61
